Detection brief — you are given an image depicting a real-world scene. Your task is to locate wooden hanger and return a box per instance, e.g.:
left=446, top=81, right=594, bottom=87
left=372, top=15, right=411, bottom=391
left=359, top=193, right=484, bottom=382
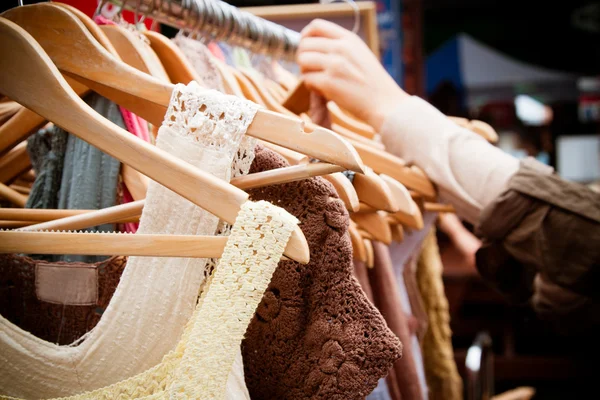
left=100, top=25, right=170, bottom=82
left=0, top=16, right=309, bottom=264
left=143, top=30, right=200, bottom=85
left=282, top=80, right=378, bottom=141
left=276, top=78, right=435, bottom=198
left=379, top=174, right=419, bottom=216
left=330, top=122, right=385, bottom=150
left=0, top=141, right=31, bottom=184
left=265, top=79, right=287, bottom=102
left=5, top=162, right=347, bottom=232
left=0, top=1, right=116, bottom=157
left=327, top=101, right=378, bottom=140
left=350, top=138, right=437, bottom=198
left=352, top=210, right=392, bottom=244
left=349, top=220, right=367, bottom=262
left=360, top=199, right=424, bottom=231
left=0, top=230, right=274, bottom=259
left=272, top=62, right=298, bottom=91
left=447, top=116, right=498, bottom=143
left=211, top=57, right=245, bottom=97
left=4, top=4, right=364, bottom=172
left=322, top=172, right=360, bottom=212
left=352, top=168, right=399, bottom=212
left=238, top=67, right=423, bottom=212
left=362, top=237, right=374, bottom=268
left=0, top=182, right=27, bottom=207
left=388, top=218, right=404, bottom=242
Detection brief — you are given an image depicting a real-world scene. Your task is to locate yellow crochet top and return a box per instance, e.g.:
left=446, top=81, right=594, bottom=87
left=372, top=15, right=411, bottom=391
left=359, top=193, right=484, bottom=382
left=2, top=200, right=298, bottom=400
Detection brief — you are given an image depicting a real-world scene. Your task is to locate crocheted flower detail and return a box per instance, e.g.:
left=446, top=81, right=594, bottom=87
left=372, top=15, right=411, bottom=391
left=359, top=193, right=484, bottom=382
left=306, top=339, right=362, bottom=394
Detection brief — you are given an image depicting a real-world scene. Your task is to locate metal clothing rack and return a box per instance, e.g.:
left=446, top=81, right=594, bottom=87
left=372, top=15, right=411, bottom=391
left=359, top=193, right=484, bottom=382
left=110, top=0, right=301, bottom=60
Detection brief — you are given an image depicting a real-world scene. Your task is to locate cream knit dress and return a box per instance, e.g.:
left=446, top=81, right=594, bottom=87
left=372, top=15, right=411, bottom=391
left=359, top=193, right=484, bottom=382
left=0, top=83, right=260, bottom=398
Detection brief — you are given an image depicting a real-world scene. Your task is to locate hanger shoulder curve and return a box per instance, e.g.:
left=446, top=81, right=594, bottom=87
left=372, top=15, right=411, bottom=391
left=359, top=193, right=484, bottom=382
left=322, top=172, right=360, bottom=212
left=52, top=2, right=121, bottom=58
left=352, top=169, right=399, bottom=212
left=379, top=174, right=418, bottom=215
left=143, top=30, right=200, bottom=84
left=327, top=101, right=377, bottom=139
left=351, top=210, right=392, bottom=244
left=349, top=138, right=437, bottom=198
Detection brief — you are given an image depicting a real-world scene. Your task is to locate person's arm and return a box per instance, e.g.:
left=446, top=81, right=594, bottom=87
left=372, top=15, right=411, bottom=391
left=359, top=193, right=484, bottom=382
left=297, top=19, right=519, bottom=224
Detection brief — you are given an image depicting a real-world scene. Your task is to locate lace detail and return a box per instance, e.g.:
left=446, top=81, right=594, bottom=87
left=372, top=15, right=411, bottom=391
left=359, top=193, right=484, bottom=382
left=173, top=32, right=225, bottom=92
left=34, top=200, right=298, bottom=400
left=163, top=81, right=259, bottom=160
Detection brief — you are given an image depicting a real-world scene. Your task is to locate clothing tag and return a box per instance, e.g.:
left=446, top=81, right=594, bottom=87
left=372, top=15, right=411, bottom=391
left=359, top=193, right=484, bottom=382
left=35, top=263, right=98, bottom=306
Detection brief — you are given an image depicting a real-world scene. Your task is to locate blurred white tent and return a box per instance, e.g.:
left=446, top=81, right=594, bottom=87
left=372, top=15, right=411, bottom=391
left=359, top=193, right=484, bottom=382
left=426, top=33, right=579, bottom=109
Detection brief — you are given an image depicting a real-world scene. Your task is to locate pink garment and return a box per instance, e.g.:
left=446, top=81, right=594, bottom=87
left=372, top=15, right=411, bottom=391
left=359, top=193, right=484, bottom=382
left=207, top=42, right=226, bottom=62
left=93, top=15, right=152, bottom=233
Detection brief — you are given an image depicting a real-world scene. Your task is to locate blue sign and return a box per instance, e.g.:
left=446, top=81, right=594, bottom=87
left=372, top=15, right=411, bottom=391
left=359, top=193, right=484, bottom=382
left=374, top=0, right=402, bottom=83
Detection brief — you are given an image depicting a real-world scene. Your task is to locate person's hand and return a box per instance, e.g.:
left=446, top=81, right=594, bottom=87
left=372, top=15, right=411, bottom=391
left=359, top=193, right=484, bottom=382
left=297, top=19, right=409, bottom=131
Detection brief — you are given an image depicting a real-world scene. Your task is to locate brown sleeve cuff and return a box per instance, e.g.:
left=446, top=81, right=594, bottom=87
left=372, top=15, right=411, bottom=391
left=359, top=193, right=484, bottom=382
left=475, top=157, right=600, bottom=315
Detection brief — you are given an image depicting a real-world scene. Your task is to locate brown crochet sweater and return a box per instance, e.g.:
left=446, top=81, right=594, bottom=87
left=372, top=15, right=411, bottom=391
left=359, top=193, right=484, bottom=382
left=243, top=145, right=401, bottom=400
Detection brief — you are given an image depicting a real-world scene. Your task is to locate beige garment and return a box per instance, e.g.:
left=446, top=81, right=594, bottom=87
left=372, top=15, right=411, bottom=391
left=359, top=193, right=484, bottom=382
left=416, top=227, right=462, bottom=400
left=0, top=200, right=298, bottom=400
left=0, top=83, right=258, bottom=398
left=380, top=96, right=520, bottom=224
left=174, top=32, right=226, bottom=92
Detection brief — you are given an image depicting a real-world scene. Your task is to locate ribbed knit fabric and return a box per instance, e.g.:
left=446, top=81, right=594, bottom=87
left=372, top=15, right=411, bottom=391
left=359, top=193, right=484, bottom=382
left=0, top=201, right=298, bottom=400
left=242, top=145, right=402, bottom=400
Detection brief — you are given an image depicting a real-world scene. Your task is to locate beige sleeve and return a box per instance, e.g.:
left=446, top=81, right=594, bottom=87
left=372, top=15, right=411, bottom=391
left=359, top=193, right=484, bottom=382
left=379, top=96, right=520, bottom=224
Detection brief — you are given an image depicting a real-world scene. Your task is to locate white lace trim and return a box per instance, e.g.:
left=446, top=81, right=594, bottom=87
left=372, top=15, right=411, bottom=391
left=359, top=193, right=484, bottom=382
left=163, top=81, right=259, bottom=161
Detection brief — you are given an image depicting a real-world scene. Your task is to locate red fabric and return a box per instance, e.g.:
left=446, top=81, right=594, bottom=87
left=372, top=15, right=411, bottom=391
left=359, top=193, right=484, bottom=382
left=57, top=0, right=157, bottom=31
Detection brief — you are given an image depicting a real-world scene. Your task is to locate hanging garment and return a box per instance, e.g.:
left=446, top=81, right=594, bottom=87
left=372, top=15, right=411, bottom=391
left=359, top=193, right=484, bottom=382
left=1, top=200, right=298, bottom=400
left=353, top=261, right=397, bottom=400
left=25, top=126, right=68, bottom=210
left=389, top=213, right=441, bottom=400
left=0, top=83, right=258, bottom=398
left=56, top=93, right=122, bottom=246
left=369, top=241, right=424, bottom=400
left=174, top=32, right=226, bottom=92
left=242, top=145, right=402, bottom=400
left=416, top=227, right=463, bottom=400
left=0, top=255, right=126, bottom=345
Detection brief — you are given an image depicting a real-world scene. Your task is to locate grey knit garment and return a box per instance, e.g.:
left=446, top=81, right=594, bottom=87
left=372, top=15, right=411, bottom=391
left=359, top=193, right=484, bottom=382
left=25, top=127, right=68, bottom=210
left=26, top=92, right=123, bottom=263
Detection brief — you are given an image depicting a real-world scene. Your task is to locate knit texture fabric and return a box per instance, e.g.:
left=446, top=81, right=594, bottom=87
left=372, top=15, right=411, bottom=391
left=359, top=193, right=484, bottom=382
left=0, top=255, right=126, bottom=345
left=416, top=228, right=463, bottom=400
left=0, top=201, right=297, bottom=400
left=242, top=145, right=402, bottom=400
left=0, top=83, right=258, bottom=398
